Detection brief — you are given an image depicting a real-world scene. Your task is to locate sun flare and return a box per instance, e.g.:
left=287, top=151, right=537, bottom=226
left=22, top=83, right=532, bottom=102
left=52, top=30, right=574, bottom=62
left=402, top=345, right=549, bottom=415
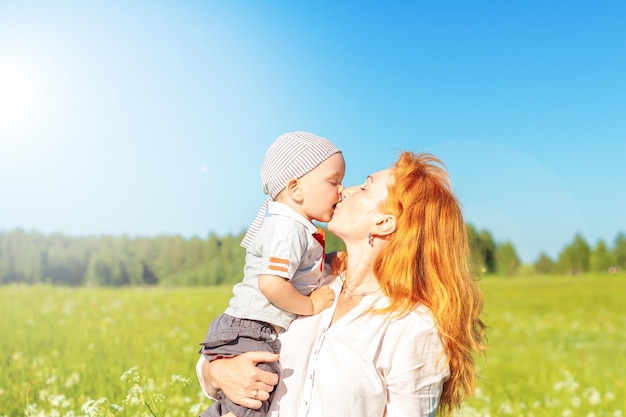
left=0, top=64, right=40, bottom=130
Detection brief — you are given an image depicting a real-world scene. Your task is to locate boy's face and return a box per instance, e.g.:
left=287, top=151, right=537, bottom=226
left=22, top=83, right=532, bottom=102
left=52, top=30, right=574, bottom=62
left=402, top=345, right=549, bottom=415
left=297, top=153, right=346, bottom=222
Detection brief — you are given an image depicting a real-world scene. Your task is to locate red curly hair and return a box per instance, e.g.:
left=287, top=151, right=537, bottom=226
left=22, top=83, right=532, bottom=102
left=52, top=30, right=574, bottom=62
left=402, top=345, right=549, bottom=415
left=374, top=151, right=487, bottom=416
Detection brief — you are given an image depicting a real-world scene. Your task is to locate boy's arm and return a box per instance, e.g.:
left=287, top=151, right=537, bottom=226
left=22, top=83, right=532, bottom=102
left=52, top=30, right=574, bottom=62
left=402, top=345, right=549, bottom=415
left=258, top=274, right=334, bottom=316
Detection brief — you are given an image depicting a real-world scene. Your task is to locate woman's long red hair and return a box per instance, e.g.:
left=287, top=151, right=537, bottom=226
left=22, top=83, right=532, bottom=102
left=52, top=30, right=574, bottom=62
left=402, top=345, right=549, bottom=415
left=374, top=151, right=487, bottom=416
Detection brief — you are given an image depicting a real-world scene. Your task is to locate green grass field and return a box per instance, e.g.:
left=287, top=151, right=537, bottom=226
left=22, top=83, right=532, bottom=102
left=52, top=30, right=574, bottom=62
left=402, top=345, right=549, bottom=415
left=1, top=275, right=624, bottom=416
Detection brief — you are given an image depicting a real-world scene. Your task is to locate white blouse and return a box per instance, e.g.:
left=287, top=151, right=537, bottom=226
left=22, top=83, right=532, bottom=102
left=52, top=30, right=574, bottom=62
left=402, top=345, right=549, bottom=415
left=197, top=276, right=450, bottom=417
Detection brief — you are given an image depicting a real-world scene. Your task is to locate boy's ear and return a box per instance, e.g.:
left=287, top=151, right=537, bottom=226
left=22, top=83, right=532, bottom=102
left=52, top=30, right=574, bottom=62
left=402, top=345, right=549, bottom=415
left=373, top=213, right=396, bottom=237
left=285, top=178, right=303, bottom=202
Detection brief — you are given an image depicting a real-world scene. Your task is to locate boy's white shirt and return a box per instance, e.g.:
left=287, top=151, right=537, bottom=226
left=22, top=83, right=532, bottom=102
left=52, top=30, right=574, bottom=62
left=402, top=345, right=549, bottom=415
left=225, top=201, right=325, bottom=330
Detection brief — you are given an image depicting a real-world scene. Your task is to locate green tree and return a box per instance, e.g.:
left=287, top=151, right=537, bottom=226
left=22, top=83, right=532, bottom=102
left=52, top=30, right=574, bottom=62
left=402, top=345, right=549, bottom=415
left=534, top=252, right=555, bottom=274
left=466, top=224, right=496, bottom=275
left=613, top=232, right=626, bottom=270
left=42, top=234, right=90, bottom=286
left=85, top=252, right=113, bottom=286
left=219, top=234, right=246, bottom=285
left=0, top=230, right=43, bottom=284
left=134, top=236, right=161, bottom=284
left=589, top=240, right=614, bottom=273
left=201, top=233, right=222, bottom=286
left=141, top=261, right=159, bottom=285
left=557, top=233, right=591, bottom=275
left=84, top=242, right=129, bottom=286
left=118, top=237, right=143, bottom=285
left=495, top=242, right=521, bottom=276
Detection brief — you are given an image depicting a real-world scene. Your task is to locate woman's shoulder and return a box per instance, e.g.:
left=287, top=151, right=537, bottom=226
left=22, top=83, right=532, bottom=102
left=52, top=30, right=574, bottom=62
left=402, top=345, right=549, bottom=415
left=378, top=304, right=446, bottom=371
left=386, top=304, right=438, bottom=337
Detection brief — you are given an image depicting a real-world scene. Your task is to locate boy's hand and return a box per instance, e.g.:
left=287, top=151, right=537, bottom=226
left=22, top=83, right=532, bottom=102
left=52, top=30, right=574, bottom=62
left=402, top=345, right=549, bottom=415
left=309, top=285, right=335, bottom=314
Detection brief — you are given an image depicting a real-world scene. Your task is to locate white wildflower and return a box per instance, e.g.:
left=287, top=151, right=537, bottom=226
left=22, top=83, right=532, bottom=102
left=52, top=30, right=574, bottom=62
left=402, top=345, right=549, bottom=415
left=120, top=366, right=140, bottom=383
left=81, top=397, right=108, bottom=417
left=65, top=372, right=80, bottom=388
left=38, top=389, right=50, bottom=401
left=498, top=401, right=513, bottom=415
left=123, top=384, right=144, bottom=406
left=583, top=387, right=602, bottom=406
left=544, top=395, right=561, bottom=408
left=189, top=403, right=205, bottom=415
left=145, top=378, right=156, bottom=391
left=47, top=394, right=67, bottom=407
left=24, top=403, right=37, bottom=417
left=553, top=369, right=579, bottom=392
left=170, top=374, right=190, bottom=387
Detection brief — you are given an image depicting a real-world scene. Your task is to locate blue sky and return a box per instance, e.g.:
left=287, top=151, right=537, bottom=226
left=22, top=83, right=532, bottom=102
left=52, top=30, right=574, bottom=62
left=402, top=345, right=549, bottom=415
left=1, top=1, right=624, bottom=263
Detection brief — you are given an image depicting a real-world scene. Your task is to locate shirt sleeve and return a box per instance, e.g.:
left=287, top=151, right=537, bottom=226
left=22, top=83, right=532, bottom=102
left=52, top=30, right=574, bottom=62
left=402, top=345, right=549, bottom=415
left=195, top=356, right=217, bottom=401
left=383, top=315, right=450, bottom=417
left=258, top=217, right=309, bottom=280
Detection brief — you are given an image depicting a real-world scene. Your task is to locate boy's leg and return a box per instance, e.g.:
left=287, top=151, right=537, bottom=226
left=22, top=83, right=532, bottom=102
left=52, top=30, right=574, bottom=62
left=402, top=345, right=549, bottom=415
left=200, top=315, right=281, bottom=417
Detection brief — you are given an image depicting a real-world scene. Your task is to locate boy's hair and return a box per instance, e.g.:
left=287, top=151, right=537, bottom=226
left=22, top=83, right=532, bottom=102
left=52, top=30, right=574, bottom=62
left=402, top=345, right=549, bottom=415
left=241, top=131, right=341, bottom=248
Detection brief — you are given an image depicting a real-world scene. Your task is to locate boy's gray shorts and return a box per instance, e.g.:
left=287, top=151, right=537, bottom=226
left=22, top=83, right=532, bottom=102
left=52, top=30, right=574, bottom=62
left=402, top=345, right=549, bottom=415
left=199, top=313, right=281, bottom=417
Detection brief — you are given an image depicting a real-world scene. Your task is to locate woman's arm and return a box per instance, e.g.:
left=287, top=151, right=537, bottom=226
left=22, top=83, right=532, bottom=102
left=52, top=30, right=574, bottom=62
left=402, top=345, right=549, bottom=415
left=196, top=352, right=280, bottom=408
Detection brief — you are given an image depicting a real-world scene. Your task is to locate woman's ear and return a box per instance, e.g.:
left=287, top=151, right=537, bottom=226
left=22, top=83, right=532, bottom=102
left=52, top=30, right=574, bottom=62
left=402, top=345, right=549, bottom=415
left=285, top=178, right=304, bottom=202
left=373, top=213, right=396, bottom=237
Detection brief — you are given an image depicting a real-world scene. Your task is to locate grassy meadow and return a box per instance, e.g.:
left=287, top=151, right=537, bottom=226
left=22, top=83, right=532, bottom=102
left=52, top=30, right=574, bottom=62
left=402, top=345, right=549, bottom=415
left=1, top=275, right=624, bottom=417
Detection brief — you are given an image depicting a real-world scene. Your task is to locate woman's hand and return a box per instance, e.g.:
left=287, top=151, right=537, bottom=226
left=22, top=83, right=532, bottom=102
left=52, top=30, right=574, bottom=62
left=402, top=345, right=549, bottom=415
left=202, top=351, right=280, bottom=409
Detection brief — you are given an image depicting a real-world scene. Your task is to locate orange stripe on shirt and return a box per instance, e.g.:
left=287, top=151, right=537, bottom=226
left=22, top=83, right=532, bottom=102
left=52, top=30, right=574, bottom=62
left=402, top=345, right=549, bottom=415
left=269, top=257, right=289, bottom=265
left=268, top=265, right=289, bottom=273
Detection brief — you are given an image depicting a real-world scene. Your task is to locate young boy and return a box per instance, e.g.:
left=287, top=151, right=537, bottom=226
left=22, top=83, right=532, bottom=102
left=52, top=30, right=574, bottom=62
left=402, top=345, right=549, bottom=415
left=199, top=131, right=345, bottom=417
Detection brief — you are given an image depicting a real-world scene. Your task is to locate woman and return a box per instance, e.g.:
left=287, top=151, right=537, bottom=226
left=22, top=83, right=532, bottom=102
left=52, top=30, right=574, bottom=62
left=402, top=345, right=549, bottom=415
left=197, top=151, right=487, bottom=417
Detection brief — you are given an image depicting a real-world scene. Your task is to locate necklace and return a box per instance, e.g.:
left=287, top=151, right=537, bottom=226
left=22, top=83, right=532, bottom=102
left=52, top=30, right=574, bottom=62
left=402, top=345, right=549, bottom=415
left=340, top=272, right=381, bottom=300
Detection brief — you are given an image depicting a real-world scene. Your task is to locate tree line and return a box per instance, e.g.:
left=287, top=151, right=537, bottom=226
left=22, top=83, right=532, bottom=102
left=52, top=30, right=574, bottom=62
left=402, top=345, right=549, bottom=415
left=0, top=227, right=624, bottom=287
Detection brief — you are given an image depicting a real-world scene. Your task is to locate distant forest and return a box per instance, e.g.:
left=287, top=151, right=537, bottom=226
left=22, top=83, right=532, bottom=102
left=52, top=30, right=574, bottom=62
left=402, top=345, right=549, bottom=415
left=1, top=227, right=624, bottom=287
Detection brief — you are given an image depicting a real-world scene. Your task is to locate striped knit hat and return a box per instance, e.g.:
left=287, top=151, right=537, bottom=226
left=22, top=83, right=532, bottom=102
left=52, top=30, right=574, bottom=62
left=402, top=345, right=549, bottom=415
left=241, top=131, right=341, bottom=248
